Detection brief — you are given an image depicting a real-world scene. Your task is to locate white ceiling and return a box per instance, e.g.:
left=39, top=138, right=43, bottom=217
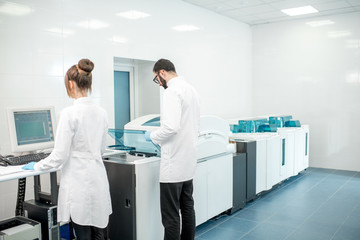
left=181, top=0, right=360, bottom=25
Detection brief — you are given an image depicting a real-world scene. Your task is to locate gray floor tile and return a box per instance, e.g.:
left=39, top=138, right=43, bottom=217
left=244, top=200, right=283, bottom=214
left=198, top=227, right=245, bottom=240
left=217, top=217, right=258, bottom=233
left=332, top=169, right=358, bottom=178
left=351, top=204, right=360, bottom=217
left=195, top=215, right=229, bottom=237
left=332, top=215, right=360, bottom=240
left=240, top=222, right=296, bottom=240
left=234, top=208, right=272, bottom=223
left=285, top=221, right=336, bottom=240
left=266, top=210, right=307, bottom=228
left=280, top=204, right=318, bottom=217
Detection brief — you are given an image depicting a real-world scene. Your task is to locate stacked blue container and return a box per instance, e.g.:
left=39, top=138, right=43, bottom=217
left=230, top=120, right=255, bottom=133
left=231, top=117, right=275, bottom=133
left=269, top=115, right=301, bottom=128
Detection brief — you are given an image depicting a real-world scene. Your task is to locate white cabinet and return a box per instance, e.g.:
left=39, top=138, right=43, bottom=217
left=255, top=139, right=267, bottom=194
left=135, top=159, right=163, bottom=240
left=193, top=161, right=208, bottom=225
left=265, top=134, right=281, bottom=189
left=277, top=128, right=296, bottom=180
left=194, top=153, right=233, bottom=226
left=294, top=128, right=306, bottom=174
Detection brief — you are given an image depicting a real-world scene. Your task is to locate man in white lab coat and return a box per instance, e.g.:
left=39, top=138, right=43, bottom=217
left=145, top=59, right=200, bottom=240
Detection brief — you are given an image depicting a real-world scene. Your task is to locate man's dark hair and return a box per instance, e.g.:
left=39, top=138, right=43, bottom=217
left=153, top=59, right=176, bottom=73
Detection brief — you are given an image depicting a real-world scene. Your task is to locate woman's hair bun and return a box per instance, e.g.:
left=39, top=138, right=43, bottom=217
left=78, top=59, right=94, bottom=73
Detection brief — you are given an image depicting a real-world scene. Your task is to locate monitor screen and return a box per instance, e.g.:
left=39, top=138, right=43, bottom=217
left=7, top=107, right=56, bottom=153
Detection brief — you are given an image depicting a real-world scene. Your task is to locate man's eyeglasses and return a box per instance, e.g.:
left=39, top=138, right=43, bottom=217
left=153, top=75, right=159, bottom=84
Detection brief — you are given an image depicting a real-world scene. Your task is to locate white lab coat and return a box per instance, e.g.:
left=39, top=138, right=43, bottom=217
left=150, top=77, right=200, bottom=183
left=34, top=97, right=112, bottom=228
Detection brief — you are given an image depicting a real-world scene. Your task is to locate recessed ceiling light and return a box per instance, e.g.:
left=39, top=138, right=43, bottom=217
left=327, top=30, right=351, bottom=38
left=281, top=5, right=318, bottom=16
left=117, top=10, right=151, bottom=20
left=306, top=20, right=334, bottom=27
left=0, top=2, right=32, bottom=16
left=346, top=73, right=359, bottom=84
left=109, top=36, right=128, bottom=44
left=46, top=28, right=74, bottom=36
left=77, top=19, right=109, bottom=29
left=345, top=40, right=358, bottom=49
left=172, top=25, right=200, bottom=32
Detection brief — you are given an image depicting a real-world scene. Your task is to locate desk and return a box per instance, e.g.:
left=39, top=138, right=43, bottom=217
left=0, top=166, right=59, bottom=208
left=0, top=166, right=60, bottom=240
left=0, top=166, right=58, bottom=182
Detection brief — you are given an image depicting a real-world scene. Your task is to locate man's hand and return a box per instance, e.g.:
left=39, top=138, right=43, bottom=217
left=145, top=131, right=152, bottom=142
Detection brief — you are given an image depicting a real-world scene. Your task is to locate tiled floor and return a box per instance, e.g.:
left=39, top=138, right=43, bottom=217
left=195, top=167, right=360, bottom=240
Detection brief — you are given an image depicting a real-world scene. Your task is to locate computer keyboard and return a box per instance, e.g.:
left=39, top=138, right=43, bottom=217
left=3, top=152, right=50, bottom=166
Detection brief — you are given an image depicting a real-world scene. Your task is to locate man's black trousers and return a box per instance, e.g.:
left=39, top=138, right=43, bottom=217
left=160, top=179, right=196, bottom=240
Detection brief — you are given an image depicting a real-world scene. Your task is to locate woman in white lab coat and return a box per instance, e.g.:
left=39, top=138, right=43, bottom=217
left=23, top=59, right=112, bottom=240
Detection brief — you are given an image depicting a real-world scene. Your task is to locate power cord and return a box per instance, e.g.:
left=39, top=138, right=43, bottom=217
left=15, top=178, right=26, bottom=216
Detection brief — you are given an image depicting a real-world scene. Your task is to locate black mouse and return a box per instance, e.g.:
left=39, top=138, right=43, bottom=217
left=0, top=161, right=8, bottom=167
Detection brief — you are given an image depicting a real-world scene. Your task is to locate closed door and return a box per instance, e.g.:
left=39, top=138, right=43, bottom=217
left=114, top=71, right=130, bottom=129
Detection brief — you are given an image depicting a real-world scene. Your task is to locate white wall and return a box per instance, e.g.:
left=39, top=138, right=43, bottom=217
left=252, top=12, right=360, bottom=171
left=0, top=0, right=252, bottom=220
left=136, top=61, right=160, bottom=117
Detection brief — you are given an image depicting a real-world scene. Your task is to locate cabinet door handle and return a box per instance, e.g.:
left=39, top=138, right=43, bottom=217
left=125, top=199, right=131, bottom=208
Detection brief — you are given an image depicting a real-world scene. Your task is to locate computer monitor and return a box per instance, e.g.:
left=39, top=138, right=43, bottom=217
left=7, top=107, right=56, bottom=153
